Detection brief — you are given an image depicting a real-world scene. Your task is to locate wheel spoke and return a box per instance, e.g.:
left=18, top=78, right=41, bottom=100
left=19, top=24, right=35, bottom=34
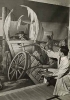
left=19, top=54, right=23, bottom=63
left=10, top=66, right=15, bottom=70
left=19, top=59, right=25, bottom=65
left=9, top=69, right=15, bottom=75
left=16, top=54, right=22, bottom=64
left=18, top=54, right=23, bottom=63
left=17, top=70, right=21, bottom=75
left=11, top=60, right=18, bottom=69
left=19, top=55, right=25, bottom=64
left=18, top=70, right=24, bottom=79
left=8, top=52, right=27, bottom=80
left=11, top=71, right=15, bottom=80
left=19, top=58, right=25, bottom=65
left=19, top=66, right=24, bottom=70
left=16, top=71, right=18, bottom=79
left=16, top=55, right=19, bottom=64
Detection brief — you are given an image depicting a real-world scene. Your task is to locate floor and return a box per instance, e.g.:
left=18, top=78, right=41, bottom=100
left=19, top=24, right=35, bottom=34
left=0, top=83, right=70, bottom=100
left=0, top=71, right=34, bottom=92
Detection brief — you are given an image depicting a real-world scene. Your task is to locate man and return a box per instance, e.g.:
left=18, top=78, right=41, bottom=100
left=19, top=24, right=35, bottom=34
left=59, top=39, right=67, bottom=47
left=46, top=46, right=70, bottom=96
left=43, top=57, right=57, bottom=84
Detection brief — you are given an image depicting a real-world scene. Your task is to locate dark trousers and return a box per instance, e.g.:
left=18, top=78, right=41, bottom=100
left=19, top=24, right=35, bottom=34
left=47, top=76, right=56, bottom=86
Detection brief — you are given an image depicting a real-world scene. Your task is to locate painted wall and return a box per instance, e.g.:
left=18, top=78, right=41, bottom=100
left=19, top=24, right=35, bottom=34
left=9, top=21, right=68, bottom=41
left=25, top=1, right=69, bottom=24
left=42, top=22, right=68, bottom=40
left=0, top=20, right=68, bottom=41
left=0, top=1, right=68, bottom=40
left=0, top=20, right=3, bottom=36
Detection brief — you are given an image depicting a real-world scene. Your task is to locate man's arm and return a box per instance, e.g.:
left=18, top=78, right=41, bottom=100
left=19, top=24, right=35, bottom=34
left=47, top=50, right=59, bottom=59
left=53, top=61, right=69, bottom=79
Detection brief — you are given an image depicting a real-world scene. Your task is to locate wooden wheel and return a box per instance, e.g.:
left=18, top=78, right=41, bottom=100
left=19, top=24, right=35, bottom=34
left=8, top=52, right=28, bottom=80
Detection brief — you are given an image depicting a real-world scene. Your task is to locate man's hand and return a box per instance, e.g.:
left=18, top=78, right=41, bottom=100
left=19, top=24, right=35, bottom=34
left=48, top=73, right=53, bottom=76
left=54, top=76, right=58, bottom=79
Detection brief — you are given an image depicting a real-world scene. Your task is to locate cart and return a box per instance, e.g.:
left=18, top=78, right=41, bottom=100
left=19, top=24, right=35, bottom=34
left=4, top=34, right=47, bottom=81
left=4, top=6, right=53, bottom=80
left=3, top=6, right=46, bottom=81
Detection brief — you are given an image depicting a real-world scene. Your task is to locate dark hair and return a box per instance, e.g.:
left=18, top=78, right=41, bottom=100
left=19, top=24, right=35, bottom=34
left=49, top=57, right=57, bottom=61
left=60, top=46, right=69, bottom=56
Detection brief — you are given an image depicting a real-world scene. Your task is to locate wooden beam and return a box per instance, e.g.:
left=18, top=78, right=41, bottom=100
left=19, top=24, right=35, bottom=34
left=2, top=7, right=7, bottom=57
left=28, top=0, right=69, bottom=7
left=68, top=8, right=70, bottom=59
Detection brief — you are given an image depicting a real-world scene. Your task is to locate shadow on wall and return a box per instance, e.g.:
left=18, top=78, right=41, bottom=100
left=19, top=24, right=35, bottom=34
left=42, top=22, right=68, bottom=40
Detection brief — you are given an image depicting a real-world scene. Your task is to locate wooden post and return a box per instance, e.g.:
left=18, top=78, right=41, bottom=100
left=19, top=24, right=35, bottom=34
left=68, top=8, right=70, bottom=59
left=2, top=7, right=7, bottom=57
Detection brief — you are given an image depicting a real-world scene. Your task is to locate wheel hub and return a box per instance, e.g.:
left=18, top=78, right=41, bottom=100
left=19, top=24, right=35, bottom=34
left=15, top=64, right=18, bottom=70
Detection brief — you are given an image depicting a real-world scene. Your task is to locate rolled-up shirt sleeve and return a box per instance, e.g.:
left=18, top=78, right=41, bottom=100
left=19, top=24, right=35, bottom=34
left=47, top=50, right=59, bottom=59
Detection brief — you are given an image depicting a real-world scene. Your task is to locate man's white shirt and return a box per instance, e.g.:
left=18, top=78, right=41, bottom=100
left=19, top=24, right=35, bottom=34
left=47, top=50, right=69, bottom=78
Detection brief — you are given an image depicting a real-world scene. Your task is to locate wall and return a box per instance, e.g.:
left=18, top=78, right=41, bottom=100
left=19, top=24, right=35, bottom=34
left=42, top=22, right=68, bottom=40
left=9, top=21, right=68, bottom=41
left=0, top=20, right=3, bottom=36
left=0, top=20, right=68, bottom=40
left=0, top=2, right=69, bottom=41
left=9, top=21, right=29, bottom=37
left=25, top=1, right=69, bottom=24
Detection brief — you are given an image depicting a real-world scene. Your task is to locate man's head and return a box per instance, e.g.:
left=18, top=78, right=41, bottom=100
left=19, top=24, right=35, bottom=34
left=59, top=46, right=69, bottom=57
left=59, top=39, right=67, bottom=47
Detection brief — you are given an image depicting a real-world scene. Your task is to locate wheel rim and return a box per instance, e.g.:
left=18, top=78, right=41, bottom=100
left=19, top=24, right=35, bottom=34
left=8, top=52, right=28, bottom=80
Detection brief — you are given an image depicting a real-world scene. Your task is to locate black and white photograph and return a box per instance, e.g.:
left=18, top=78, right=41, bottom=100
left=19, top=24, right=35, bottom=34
left=0, top=0, right=70, bottom=100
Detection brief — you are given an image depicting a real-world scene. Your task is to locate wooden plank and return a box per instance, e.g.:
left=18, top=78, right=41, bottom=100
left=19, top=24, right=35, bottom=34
left=0, top=83, right=70, bottom=100
left=0, top=96, right=8, bottom=100
left=32, top=87, right=51, bottom=100
left=15, top=91, right=30, bottom=100
left=27, top=72, right=40, bottom=84
left=28, top=0, right=69, bottom=7
left=32, top=85, right=51, bottom=98
left=10, top=93, right=20, bottom=100
left=38, top=84, right=54, bottom=95
left=0, top=83, right=44, bottom=96
left=37, top=85, right=53, bottom=96
left=7, top=94, right=17, bottom=100
left=30, top=88, right=45, bottom=100
left=9, top=40, right=34, bottom=44
left=2, top=7, right=7, bottom=57
left=23, top=88, right=44, bottom=100
left=26, top=51, right=44, bottom=84
left=68, top=8, right=70, bottom=59
left=5, top=95, right=14, bottom=100
left=60, top=94, right=70, bottom=100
